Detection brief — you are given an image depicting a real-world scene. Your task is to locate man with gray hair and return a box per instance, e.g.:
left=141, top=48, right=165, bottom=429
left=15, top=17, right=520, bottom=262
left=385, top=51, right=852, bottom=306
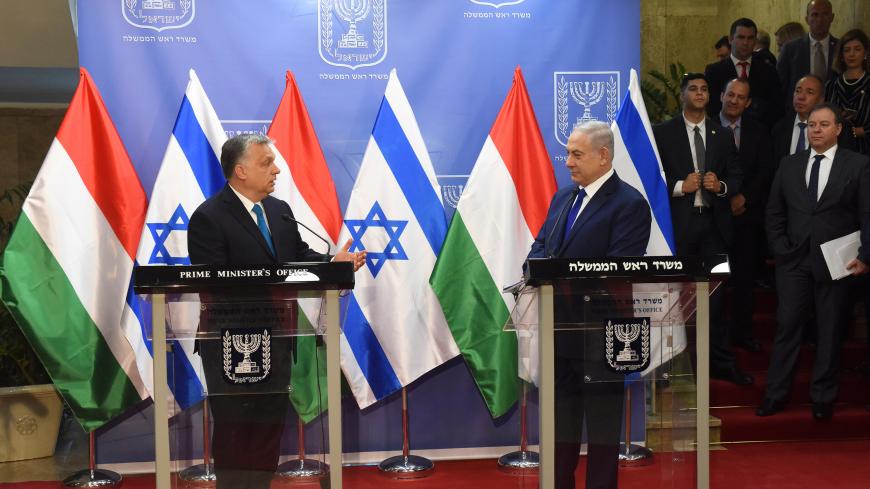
left=188, top=133, right=364, bottom=489
left=528, top=120, right=652, bottom=489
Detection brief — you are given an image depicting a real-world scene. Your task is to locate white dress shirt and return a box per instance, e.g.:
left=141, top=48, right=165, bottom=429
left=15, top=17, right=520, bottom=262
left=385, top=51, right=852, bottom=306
left=567, top=168, right=614, bottom=228
left=730, top=53, right=752, bottom=78
left=673, top=116, right=727, bottom=205
left=806, top=145, right=837, bottom=201
left=229, top=184, right=270, bottom=230
left=790, top=114, right=810, bottom=154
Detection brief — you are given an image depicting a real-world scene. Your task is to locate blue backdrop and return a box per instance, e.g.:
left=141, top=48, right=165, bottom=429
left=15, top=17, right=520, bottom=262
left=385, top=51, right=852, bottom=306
left=77, top=0, right=640, bottom=463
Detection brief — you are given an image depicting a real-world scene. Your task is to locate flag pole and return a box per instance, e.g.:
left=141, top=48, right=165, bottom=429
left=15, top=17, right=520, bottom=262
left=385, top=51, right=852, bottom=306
left=178, top=398, right=217, bottom=484
left=497, top=380, right=540, bottom=472
left=618, top=380, right=653, bottom=466
left=378, top=387, right=434, bottom=478
left=276, top=417, right=329, bottom=481
left=63, top=431, right=122, bottom=487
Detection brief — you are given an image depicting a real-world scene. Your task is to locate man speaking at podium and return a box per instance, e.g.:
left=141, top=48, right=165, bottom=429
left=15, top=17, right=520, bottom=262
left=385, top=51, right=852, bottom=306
left=188, top=133, right=364, bottom=489
left=528, top=121, right=651, bottom=489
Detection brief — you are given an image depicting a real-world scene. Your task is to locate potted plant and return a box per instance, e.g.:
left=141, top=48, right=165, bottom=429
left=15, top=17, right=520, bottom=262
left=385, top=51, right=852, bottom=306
left=0, top=180, right=64, bottom=462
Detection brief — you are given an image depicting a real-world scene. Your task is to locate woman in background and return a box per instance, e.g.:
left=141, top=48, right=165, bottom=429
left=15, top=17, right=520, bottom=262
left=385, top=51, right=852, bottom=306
left=825, top=29, right=869, bottom=155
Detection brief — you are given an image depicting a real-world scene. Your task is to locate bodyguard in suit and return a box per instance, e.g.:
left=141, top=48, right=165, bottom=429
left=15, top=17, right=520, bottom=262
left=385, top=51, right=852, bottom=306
left=188, top=134, right=365, bottom=489
left=777, top=0, right=838, bottom=106
left=528, top=121, right=651, bottom=489
left=758, top=103, right=870, bottom=420
left=653, top=73, right=752, bottom=385
left=719, top=78, right=774, bottom=353
left=706, top=18, right=783, bottom=128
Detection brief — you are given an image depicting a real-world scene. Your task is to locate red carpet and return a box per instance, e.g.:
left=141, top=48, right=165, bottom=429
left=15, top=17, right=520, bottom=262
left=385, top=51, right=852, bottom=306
left=714, top=286, right=870, bottom=443
left=5, top=441, right=870, bottom=489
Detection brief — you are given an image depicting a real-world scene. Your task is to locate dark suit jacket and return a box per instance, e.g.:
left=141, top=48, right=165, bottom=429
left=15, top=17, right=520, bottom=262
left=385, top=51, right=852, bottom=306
left=771, top=114, right=855, bottom=173
left=529, top=173, right=651, bottom=259
left=753, top=48, right=777, bottom=68
left=766, top=147, right=870, bottom=280
left=705, top=57, right=783, bottom=128
left=188, top=184, right=326, bottom=265
left=730, top=116, right=774, bottom=221
left=653, top=116, right=743, bottom=248
left=528, top=172, right=651, bottom=377
left=777, top=34, right=839, bottom=103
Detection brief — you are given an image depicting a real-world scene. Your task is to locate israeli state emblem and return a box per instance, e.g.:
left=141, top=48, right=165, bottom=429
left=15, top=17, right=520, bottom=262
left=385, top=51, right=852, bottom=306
left=122, top=0, right=195, bottom=32
left=318, top=0, right=388, bottom=70
left=222, top=328, right=271, bottom=384
left=554, top=71, right=620, bottom=146
left=604, top=318, right=651, bottom=373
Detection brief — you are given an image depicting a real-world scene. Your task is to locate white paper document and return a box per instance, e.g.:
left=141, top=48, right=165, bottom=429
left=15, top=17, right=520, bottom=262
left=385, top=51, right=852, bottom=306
left=820, top=231, right=861, bottom=280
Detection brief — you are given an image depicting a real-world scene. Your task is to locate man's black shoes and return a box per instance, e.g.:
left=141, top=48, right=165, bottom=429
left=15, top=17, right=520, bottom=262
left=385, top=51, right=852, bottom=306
left=756, top=398, right=785, bottom=417
left=711, top=366, right=754, bottom=385
left=811, top=402, right=833, bottom=420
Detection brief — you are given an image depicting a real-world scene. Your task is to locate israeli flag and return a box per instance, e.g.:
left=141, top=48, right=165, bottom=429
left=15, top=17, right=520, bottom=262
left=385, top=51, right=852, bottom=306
left=125, top=69, right=227, bottom=409
left=339, top=69, right=460, bottom=408
left=610, top=68, right=685, bottom=373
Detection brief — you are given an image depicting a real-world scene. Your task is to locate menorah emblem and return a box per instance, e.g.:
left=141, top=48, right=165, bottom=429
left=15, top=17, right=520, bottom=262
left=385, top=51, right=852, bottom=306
left=441, top=185, right=465, bottom=209
left=336, top=0, right=371, bottom=49
left=232, top=333, right=262, bottom=374
left=570, top=81, right=605, bottom=126
left=614, top=324, right=640, bottom=362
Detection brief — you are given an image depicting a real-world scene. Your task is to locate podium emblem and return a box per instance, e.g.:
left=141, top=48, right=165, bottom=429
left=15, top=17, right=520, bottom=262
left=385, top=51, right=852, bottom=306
left=604, top=318, right=650, bottom=373
left=222, top=328, right=271, bottom=384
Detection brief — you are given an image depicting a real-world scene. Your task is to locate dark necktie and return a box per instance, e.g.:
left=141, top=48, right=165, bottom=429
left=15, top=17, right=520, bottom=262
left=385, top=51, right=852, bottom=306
left=737, top=61, right=749, bottom=79
left=808, top=154, right=823, bottom=202
left=693, top=126, right=709, bottom=206
left=252, top=203, right=276, bottom=255
left=563, top=188, right=587, bottom=239
left=795, top=122, right=807, bottom=153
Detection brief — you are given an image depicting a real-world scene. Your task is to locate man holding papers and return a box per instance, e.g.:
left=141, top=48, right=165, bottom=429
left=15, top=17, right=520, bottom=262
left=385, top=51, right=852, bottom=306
left=759, top=102, right=870, bottom=420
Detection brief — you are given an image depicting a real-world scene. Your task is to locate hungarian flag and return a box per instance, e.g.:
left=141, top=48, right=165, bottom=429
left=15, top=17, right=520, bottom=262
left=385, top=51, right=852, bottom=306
left=431, top=67, right=556, bottom=418
left=267, top=70, right=342, bottom=422
left=0, top=68, right=149, bottom=431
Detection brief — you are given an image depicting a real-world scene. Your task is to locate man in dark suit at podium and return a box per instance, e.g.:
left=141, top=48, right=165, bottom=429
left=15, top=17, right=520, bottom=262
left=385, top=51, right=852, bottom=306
left=188, top=133, right=364, bottom=489
left=528, top=121, right=651, bottom=489
left=759, top=103, right=870, bottom=420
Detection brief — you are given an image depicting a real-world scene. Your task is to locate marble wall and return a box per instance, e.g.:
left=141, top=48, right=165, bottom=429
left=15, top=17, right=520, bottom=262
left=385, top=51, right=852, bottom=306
left=642, top=0, right=869, bottom=77
left=0, top=108, right=63, bottom=237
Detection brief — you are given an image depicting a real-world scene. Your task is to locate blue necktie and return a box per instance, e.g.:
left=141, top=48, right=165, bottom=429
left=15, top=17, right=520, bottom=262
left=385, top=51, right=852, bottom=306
left=795, top=122, right=807, bottom=153
left=808, top=154, right=823, bottom=202
left=563, top=188, right=587, bottom=239
left=252, top=203, right=276, bottom=255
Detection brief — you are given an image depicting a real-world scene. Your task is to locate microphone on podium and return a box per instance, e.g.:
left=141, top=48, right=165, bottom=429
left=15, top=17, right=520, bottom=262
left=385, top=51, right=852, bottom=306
left=281, top=214, right=332, bottom=261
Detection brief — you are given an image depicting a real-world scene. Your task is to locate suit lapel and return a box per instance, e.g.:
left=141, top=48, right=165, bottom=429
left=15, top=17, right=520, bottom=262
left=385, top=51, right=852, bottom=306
left=817, top=150, right=847, bottom=208
left=798, top=37, right=811, bottom=75
left=221, top=186, right=276, bottom=259
left=558, top=174, right=617, bottom=254
left=676, top=118, right=695, bottom=174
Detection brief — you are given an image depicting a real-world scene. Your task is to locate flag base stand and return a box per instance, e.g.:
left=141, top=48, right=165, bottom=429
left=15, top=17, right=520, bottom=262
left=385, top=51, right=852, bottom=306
left=178, top=398, right=217, bottom=486
left=497, top=381, right=539, bottom=473
left=276, top=417, right=329, bottom=482
left=378, top=455, right=434, bottom=478
left=178, top=464, right=216, bottom=487
left=618, top=382, right=653, bottom=467
left=64, top=432, right=122, bottom=487
left=277, top=459, right=329, bottom=482
left=63, top=469, right=122, bottom=488
left=497, top=450, right=540, bottom=473
left=378, top=388, right=434, bottom=479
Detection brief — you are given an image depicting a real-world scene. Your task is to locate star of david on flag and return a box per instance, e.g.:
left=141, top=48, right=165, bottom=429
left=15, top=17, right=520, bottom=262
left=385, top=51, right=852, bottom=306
left=146, top=203, right=191, bottom=265
left=124, top=69, right=227, bottom=410
left=345, top=202, right=408, bottom=277
left=338, top=70, right=460, bottom=409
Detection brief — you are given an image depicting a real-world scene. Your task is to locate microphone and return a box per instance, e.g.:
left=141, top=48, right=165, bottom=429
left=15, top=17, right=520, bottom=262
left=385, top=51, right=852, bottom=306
left=545, top=187, right=579, bottom=258
left=281, top=214, right=332, bottom=260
